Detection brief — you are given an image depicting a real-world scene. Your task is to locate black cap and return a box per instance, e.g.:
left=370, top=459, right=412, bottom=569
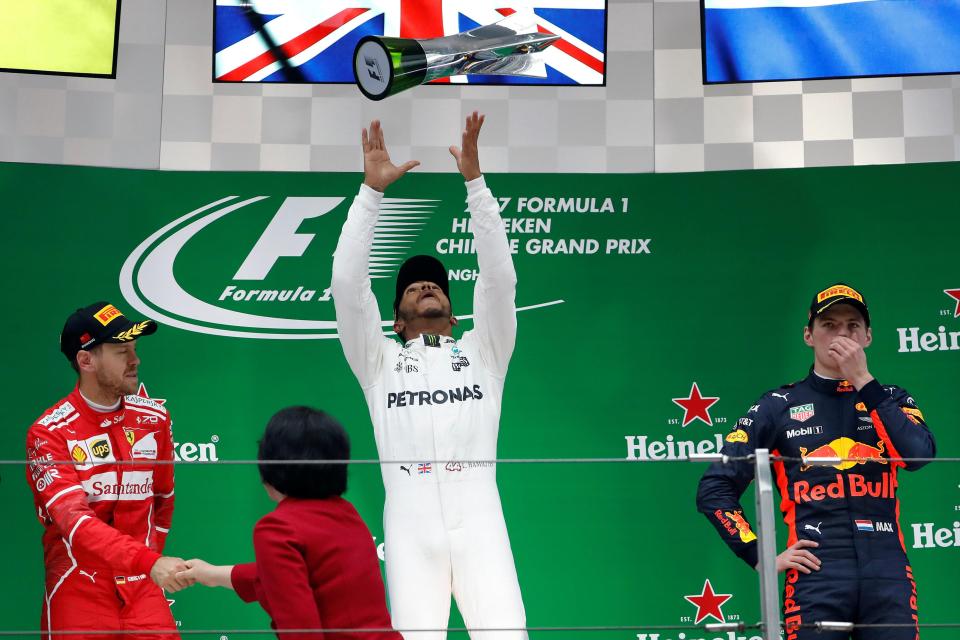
left=393, top=255, right=449, bottom=315
left=60, top=302, right=158, bottom=362
left=808, top=283, right=870, bottom=327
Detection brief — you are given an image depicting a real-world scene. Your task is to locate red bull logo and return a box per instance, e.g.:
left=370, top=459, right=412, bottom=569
left=902, top=407, right=924, bottom=425
left=836, top=380, right=855, bottom=393
left=725, top=510, right=757, bottom=543
left=784, top=568, right=802, bottom=640
left=714, top=509, right=738, bottom=537
left=793, top=471, right=895, bottom=503
left=799, top=437, right=886, bottom=471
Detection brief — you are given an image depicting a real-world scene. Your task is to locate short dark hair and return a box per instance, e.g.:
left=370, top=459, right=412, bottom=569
left=258, top=406, right=350, bottom=499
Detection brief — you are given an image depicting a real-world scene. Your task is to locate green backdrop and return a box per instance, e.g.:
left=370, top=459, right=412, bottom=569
left=0, top=161, right=957, bottom=640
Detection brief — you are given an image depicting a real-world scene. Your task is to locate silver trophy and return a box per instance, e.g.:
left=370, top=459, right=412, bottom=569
left=353, top=13, right=559, bottom=100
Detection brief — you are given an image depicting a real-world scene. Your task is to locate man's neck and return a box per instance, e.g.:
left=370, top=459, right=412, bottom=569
left=812, top=364, right=844, bottom=381
left=402, top=320, right=454, bottom=343
left=78, top=378, right=122, bottom=410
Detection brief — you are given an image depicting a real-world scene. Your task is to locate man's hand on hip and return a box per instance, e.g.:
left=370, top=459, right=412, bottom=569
left=772, top=539, right=822, bottom=574
left=362, top=120, right=419, bottom=192
left=150, top=556, right=193, bottom=592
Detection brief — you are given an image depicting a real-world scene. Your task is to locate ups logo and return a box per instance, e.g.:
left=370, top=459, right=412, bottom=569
left=90, top=439, right=111, bottom=459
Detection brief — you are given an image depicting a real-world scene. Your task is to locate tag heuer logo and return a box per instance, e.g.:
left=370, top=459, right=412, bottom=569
left=790, top=403, right=815, bottom=423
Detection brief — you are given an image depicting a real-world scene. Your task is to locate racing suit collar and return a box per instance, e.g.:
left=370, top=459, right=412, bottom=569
left=70, top=384, right=124, bottom=425
left=404, top=333, right=457, bottom=349
left=806, top=369, right=856, bottom=395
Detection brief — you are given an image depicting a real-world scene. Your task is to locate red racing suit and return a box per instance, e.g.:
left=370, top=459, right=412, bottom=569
left=26, top=385, right=178, bottom=640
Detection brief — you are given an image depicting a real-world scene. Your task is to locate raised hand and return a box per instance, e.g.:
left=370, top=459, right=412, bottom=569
left=449, top=111, right=485, bottom=182
left=362, top=120, right=420, bottom=192
left=828, top=336, right=873, bottom=389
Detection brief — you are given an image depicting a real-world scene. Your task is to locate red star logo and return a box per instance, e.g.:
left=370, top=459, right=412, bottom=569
left=684, top=579, right=732, bottom=624
left=137, top=383, right=166, bottom=406
left=944, top=289, right=960, bottom=318
left=672, top=382, right=719, bottom=427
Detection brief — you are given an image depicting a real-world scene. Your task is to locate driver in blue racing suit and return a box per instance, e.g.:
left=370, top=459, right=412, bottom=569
left=697, top=283, right=935, bottom=640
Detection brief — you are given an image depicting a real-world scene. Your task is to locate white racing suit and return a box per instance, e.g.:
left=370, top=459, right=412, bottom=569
left=331, top=177, right=526, bottom=640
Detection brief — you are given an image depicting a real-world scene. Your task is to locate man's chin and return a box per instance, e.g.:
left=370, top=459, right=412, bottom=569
left=419, top=308, right=450, bottom=320
left=121, top=379, right=139, bottom=396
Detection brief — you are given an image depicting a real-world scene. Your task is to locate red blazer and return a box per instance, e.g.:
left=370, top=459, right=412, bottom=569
left=231, top=496, right=401, bottom=640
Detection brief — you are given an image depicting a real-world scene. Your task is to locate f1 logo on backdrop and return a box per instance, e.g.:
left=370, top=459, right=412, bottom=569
left=120, top=195, right=561, bottom=339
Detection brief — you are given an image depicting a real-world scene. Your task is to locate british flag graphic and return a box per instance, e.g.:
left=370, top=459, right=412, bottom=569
left=214, top=0, right=606, bottom=85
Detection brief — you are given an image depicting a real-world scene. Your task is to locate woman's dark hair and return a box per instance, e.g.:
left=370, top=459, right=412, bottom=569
left=258, top=406, right=350, bottom=499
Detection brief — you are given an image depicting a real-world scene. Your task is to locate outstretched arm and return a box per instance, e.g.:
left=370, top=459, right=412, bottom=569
left=178, top=559, right=236, bottom=590
left=332, top=122, right=420, bottom=388
left=452, top=113, right=517, bottom=377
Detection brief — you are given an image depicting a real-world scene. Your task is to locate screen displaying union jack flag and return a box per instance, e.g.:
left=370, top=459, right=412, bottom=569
left=214, top=0, right=606, bottom=85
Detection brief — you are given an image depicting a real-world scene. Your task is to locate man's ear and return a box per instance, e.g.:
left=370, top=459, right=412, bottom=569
left=864, top=326, right=873, bottom=348
left=803, top=325, right=814, bottom=347
left=394, top=317, right=405, bottom=338
left=76, top=350, right=96, bottom=373
left=450, top=316, right=458, bottom=328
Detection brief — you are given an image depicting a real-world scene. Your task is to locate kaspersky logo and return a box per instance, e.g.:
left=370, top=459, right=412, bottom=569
left=120, top=195, right=561, bottom=339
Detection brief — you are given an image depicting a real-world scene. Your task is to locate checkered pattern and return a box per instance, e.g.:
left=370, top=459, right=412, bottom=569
left=159, top=0, right=652, bottom=173
left=0, top=0, right=166, bottom=168
left=654, top=0, right=960, bottom=171
left=0, top=0, right=957, bottom=172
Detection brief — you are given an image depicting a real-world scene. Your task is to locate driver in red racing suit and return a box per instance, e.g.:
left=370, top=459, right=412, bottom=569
left=26, top=302, right=191, bottom=640
left=697, top=284, right=935, bottom=640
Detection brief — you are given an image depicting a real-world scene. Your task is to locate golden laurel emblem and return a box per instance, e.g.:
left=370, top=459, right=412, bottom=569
left=114, top=321, right=150, bottom=342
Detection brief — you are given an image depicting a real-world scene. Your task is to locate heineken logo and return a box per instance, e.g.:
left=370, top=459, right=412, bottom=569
left=789, top=403, right=815, bottom=423
left=120, top=194, right=561, bottom=340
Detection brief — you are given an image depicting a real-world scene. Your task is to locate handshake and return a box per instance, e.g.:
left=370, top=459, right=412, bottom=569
left=150, top=556, right=230, bottom=592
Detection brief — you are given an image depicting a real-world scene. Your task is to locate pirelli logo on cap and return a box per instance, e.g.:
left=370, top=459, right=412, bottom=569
left=817, top=285, right=863, bottom=304
left=95, top=304, right=123, bottom=326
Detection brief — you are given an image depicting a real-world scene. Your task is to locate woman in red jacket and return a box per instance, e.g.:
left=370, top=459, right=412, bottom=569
left=180, top=407, right=401, bottom=640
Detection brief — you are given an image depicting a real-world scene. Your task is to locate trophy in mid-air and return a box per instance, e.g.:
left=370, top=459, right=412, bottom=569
left=353, top=13, right=559, bottom=100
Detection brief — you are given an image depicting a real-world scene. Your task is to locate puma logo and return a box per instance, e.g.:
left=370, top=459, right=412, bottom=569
left=772, top=393, right=790, bottom=402
left=400, top=465, right=411, bottom=476
left=79, top=570, right=97, bottom=583
left=804, top=522, right=822, bottom=535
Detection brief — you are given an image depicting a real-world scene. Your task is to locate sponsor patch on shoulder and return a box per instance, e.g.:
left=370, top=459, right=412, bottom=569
left=902, top=407, right=924, bottom=422
left=725, top=429, right=749, bottom=444
left=38, top=402, right=77, bottom=427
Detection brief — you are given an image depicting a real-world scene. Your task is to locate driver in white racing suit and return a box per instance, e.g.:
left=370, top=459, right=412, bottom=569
left=331, top=113, right=526, bottom=640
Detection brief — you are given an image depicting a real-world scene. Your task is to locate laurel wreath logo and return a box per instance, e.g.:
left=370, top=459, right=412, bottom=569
left=114, top=321, right=150, bottom=342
